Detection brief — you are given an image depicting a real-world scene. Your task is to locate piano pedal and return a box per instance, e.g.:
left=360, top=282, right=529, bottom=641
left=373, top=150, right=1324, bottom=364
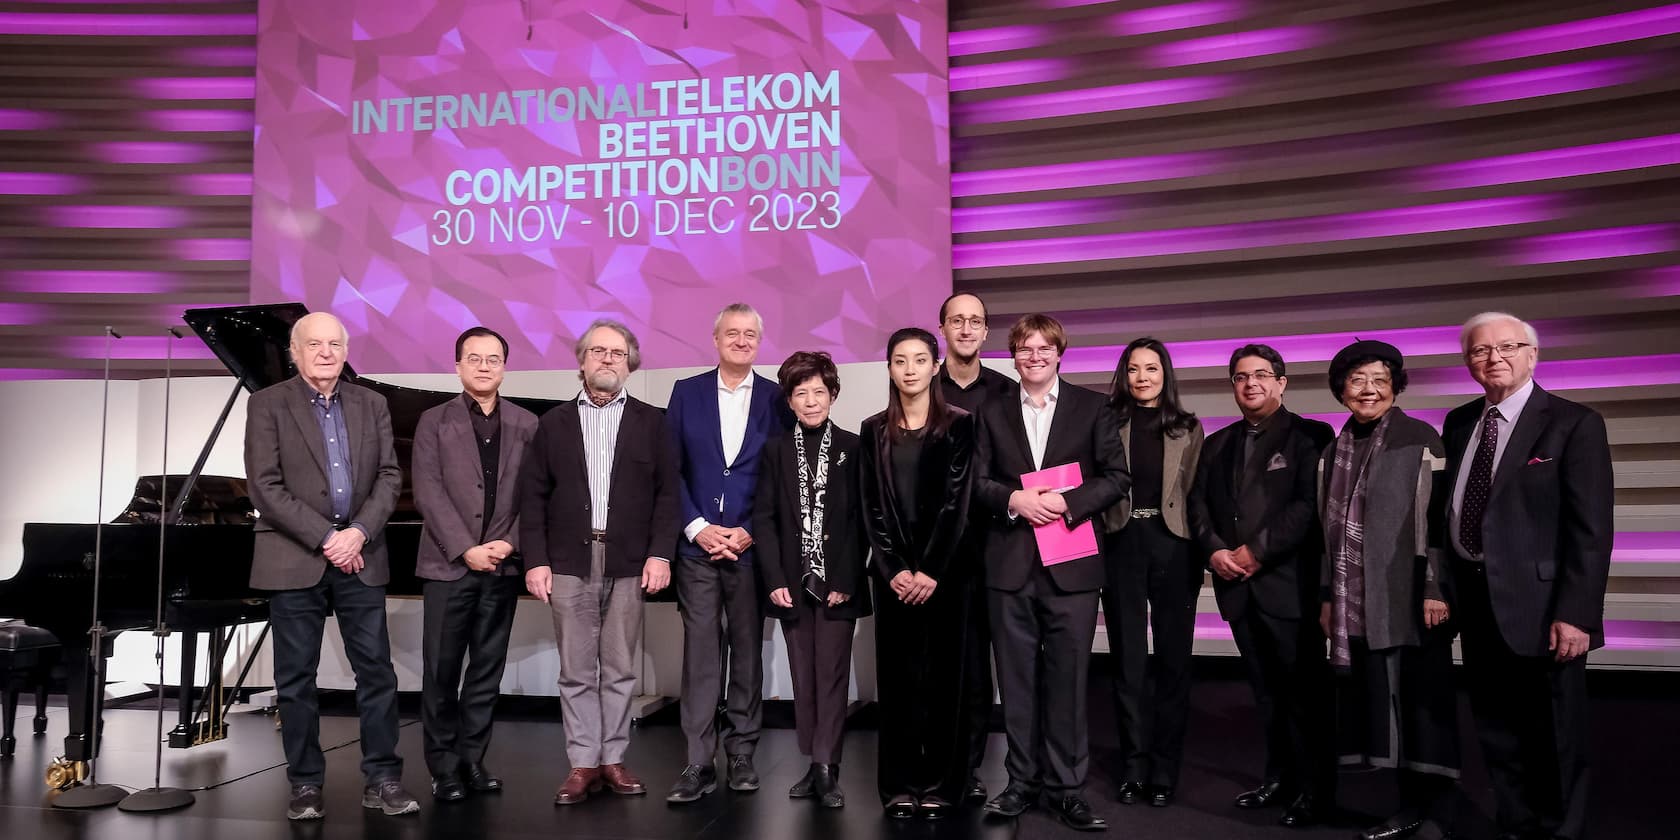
left=44, top=756, right=88, bottom=791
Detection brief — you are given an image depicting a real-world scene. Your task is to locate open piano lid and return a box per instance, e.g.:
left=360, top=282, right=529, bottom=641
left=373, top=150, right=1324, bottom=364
left=183, top=302, right=359, bottom=393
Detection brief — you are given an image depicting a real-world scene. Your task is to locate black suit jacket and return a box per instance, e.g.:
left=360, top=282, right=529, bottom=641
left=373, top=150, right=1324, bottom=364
left=1189, top=407, right=1334, bottom=621
left=859, top=411, right=976, bottom=584
left=1443, top=384, right=1613, bottom=655
left=517, top=395, right=680, bottom=579
left=753, top=424, right=873, bottom=620
left=971, top=380, right=1129, bottom=594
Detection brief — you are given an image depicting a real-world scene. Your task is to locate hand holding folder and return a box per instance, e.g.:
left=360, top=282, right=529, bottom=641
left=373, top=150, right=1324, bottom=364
left=1019, top=462, right=1098, bottom=566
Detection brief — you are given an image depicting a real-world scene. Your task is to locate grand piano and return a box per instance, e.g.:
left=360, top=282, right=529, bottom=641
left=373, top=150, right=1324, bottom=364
left=0, top=303, right=564, bottom=780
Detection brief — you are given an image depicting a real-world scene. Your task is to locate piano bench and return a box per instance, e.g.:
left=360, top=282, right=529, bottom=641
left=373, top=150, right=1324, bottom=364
left=0, top=620, right=59, bottom=760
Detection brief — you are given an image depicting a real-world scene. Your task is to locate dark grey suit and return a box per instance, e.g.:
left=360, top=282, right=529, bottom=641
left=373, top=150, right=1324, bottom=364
left=243, top=375, right=404, bottom=787
left=412, top=395, right=538, bottom=777
left=1444, top=384, right=1613, bottom=840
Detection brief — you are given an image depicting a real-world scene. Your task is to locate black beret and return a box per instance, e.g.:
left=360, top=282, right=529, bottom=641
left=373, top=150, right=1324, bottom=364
left=1330, top=339, right=1403, bottom=376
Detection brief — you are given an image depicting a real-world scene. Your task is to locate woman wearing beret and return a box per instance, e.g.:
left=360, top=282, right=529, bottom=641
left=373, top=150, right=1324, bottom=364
left=860, top=327, right=978, bottom=820
left=753, top=351, right=871, bottom=808
left=1317, top=340, right=1461, bottom=840
left=1099, top=337, right=1205, bottom=808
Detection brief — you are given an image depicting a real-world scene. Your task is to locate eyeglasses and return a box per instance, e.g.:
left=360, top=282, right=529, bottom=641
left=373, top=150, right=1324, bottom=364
left=944, top=316, right=986, bottom=331
left=586, top=346, right=629, bottom=362
left=1465, top=342, right=1531, bottom=362
left=462, top=354, right=504, bottom=368
left=1230, top=370, right=1279, bottom=385
left=1345, top=375, right=1391, bottom=391
left=1013, top=346, right=1058, bottom=360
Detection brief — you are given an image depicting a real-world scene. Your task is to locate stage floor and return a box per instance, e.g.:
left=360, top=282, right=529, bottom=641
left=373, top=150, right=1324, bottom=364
left=0, top=665, right=1670, bottom=839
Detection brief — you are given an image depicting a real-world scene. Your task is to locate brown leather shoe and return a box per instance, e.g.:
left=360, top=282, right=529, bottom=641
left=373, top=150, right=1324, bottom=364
left=600, top=763, right=647, bottom=795
left=553, top=768, right=602, bottom=805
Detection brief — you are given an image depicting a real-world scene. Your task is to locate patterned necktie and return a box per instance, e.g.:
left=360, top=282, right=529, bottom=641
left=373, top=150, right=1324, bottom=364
left=1458, top=405, right=1503, bottom=556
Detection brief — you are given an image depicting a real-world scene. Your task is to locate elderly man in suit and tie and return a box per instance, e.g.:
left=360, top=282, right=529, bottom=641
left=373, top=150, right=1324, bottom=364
left=1188, top=343, right=1336, bottom=828
left=520, top=319, right=679, bottom=807
left=971, top=313, right=1129, bottom=832
left=243, top=311, right=418, bottom=821
left=665, top=303, right=794, bottom=803
left=1445, top=312, right=1613, bottom=840
left=411, top=327, right=539, bottom=802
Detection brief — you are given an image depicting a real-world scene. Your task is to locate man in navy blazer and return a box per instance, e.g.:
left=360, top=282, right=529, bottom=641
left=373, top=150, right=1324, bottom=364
left=665, top=303, right=794, bottom=803
left=1445, top=312, right=1613, bottom=840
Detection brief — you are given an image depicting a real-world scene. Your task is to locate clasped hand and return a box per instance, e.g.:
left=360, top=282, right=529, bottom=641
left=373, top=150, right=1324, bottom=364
left=889, top=570, right=938, bottom=605
left=322, top=528, right=365, bottom=574
left=696, top=524, right=753, bottom=561
left=1009, top=486, right=1068, bottom=527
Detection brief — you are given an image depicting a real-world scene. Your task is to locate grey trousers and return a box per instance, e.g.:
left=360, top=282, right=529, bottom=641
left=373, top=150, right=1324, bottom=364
left=550, top=542, right=644, bottom=768
left=676, top=553, right=764, bottom=764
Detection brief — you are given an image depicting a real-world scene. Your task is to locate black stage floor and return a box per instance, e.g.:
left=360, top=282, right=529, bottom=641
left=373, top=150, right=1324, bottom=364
left=1, top=659, right=1670, bottom=840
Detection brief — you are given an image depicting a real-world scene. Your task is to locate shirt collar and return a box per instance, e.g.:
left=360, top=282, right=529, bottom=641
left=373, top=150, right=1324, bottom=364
left=717, top=370, right=754, bottom=395
left=1488, top=377, right=1536, bottom=421
left=462, top=392, right=499, bottom=417
left=1020, top=377, right=1060, bottom=408
left=577, top=389, right=627, bottom=409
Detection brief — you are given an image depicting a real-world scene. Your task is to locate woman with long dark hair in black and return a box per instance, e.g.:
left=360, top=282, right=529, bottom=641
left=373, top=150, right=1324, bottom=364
left=1099, top=337, right=1205, bottom=807
left=859, top=327, right=978, bottom=820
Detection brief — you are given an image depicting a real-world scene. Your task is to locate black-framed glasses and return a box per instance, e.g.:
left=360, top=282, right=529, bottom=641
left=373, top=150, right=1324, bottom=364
left=1465, top=341, right=1531, bottom=362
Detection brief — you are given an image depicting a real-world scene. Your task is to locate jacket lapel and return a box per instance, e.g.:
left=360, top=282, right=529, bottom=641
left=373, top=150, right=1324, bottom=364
left=1002, top=385, right=1035, bottom=471
left=284, top=378, right=330, bottom=479
left=1163, top=423, right=1189, bottom=497
left=1490, top=386, right=1549, bottom=502
left=1042, top=380, right=1079, bottom=467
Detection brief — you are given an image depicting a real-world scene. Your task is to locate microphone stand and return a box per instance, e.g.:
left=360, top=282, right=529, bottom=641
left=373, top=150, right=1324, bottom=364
left=120, top=328, right=194, bottom=812
left=53, top=327, right=128, bottom=808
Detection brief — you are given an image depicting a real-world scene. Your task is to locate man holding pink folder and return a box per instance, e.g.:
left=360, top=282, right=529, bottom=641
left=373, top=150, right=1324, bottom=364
left=971, top=314, right=1129, bottom=833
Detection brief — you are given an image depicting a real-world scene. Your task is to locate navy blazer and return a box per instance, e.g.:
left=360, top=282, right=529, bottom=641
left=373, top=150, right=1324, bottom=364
left=666, top=368, right=794, bottom=562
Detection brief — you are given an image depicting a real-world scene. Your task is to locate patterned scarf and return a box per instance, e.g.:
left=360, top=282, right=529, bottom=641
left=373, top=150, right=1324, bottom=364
left=1324, top=411, right=1391, bottom=671
left=793, top=420, right=833, bottom=600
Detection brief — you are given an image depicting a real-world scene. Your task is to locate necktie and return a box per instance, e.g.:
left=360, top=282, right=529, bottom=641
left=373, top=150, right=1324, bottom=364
left=1458, top=406, right=1502, bottom=556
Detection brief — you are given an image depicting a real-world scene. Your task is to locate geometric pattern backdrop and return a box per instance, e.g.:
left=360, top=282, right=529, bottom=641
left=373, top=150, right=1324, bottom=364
left=950, top=0, right=1679, bottom=664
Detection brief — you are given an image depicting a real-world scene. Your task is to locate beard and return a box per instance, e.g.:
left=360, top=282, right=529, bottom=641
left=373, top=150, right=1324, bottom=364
left=585, top=368, right=623, bottom=393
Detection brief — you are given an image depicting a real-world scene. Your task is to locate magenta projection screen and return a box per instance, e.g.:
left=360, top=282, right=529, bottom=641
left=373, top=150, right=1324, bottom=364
left=251, top=0, right=950, bottom=372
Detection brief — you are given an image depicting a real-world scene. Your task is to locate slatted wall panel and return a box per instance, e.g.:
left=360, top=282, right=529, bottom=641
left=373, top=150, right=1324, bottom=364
left=0, top=1, right=256, bottom=378
left=950, top=0, right=1680, bottom=665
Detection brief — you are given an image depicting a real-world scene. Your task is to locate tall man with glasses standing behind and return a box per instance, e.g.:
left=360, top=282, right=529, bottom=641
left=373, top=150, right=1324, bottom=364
left=411, top=327, right=538, bottom=802
left=934, top=292, right=1016, bottom=802
left=1445, top=312, right=1612, bottom=840
left=665, top=303, right=794, bottom=803
left=1188, top=344, right=1335, bottom=829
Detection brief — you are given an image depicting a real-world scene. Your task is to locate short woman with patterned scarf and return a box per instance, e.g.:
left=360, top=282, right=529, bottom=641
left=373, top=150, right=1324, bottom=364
left=860, top=327, right=977, bottom=820
left=752, top=351, right=871, bottom=808
left=1316, top=340, right=1462, bottom=840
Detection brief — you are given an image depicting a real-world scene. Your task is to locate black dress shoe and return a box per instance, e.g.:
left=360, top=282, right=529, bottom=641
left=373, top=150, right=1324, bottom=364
left=1235, top=779, right=1291, bottom=809
left=965, top=777, right=987, bottom=802
left=983, top=783, right=1037, bottom=817
left=815, top=764, right=844, bottom=809
left=1360, top=808, right=1424, bottom=840
left=789, top=764, right=818, bottom=799
left=461, top=762, right=502, bottom=792
left=666, top=764, right=717, bottom=804
left=885, top=794, right=916, bottom=819
left=1279, top=793, right=1322, bottom=828
left=919, top=795, right=951, bottom=820
left=431, top=774, right=466, bottom=802
left=1116, top=780, right=1144, bottom=804
left=1048, top=794, right=1108, bottom=832
left=726, top=754, right=760, bottom=792
left=1147, top=784, right=1174, bottom=808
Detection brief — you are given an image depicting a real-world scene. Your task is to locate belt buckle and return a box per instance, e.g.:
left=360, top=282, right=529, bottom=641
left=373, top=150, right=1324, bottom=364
left=1130, top=507, right=1160, bottom=519
left=590, top=530, right=607, bottom=543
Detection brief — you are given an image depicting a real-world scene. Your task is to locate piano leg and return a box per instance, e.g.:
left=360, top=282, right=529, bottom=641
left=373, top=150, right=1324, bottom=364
left=169, top=632, right=197, bottom=749
left=34, top=673, right=49, bottom=736
left=61, top=639, right=113, bottom=762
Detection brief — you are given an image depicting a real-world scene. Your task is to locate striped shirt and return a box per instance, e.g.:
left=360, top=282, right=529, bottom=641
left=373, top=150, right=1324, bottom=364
left=578, top=389, right=627, bottom=531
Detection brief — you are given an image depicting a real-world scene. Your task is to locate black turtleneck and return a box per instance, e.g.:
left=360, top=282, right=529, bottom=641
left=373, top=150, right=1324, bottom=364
left=1130, top=405, right=1165, bottom=509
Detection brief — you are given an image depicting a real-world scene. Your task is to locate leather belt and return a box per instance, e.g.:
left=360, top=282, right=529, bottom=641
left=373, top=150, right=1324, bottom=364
left=1130, top=507, right=1161, bottom=519
left=589, top=530, right=608, bottom=543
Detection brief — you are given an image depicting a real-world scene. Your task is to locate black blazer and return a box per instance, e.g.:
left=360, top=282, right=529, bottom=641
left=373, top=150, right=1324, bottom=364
left=859, top=410, right=976, bottom=584
left=752, top=424, right=872, bottom=620
left=1443, top=384, right=1613, bottom=656
left=517, top=395, right=680, bottom=579
left=971, top=380, right=1129, bottom=594
left=1189, top=407, right=1334, bottom=622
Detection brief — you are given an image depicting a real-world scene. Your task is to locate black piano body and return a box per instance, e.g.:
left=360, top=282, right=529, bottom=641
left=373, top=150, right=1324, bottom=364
left=0, top=302, right=557, bottom=764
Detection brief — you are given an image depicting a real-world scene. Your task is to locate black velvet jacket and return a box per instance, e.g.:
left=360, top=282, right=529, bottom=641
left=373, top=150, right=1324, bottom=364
left=858, top=410, right=976, bottom=584
left=752, top=423, right=873, bottom=620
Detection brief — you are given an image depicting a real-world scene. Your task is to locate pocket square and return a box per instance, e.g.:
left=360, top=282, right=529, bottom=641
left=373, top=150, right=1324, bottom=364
left=1527, top=456, right=1553, bottom=465
left=1266, top=453, right=1288, bottom=471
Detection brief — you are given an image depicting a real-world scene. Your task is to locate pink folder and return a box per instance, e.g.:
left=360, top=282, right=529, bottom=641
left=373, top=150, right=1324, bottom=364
left=1020, top=462, right=1098, bottom=566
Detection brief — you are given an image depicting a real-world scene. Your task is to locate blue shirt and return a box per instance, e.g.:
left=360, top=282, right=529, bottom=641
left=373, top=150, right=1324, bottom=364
left=308, top=387, right=364, bottom=546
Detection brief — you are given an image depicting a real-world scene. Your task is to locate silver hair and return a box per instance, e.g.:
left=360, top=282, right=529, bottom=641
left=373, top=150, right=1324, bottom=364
left=288, top=312, right=348, bottom=347
left=574, top=318, right=642, bottom=372
left=712, top=302, right=764, bottom=336
left=1458, top=311, right=1540, bottom=353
